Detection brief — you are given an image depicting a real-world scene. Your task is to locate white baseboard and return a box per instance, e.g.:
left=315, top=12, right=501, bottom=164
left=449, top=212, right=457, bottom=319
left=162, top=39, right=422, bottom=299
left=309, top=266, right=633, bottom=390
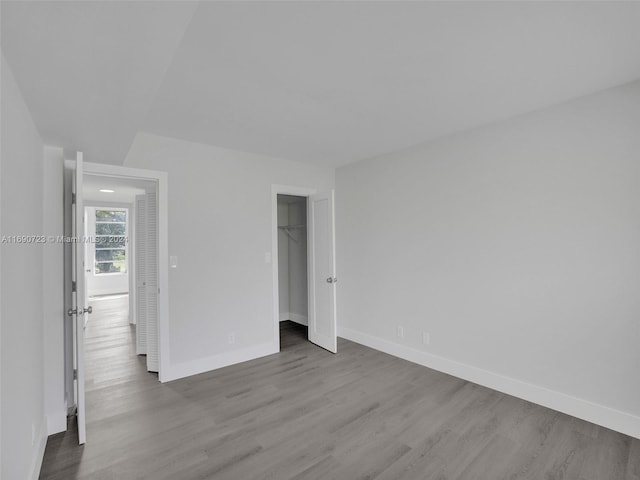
left=279, top=311, right=290, bottom=322
left=162, top=342, right=278, bottom=383
left=29, top=417, right=48, bottom=480
left=338, top=326, right=640, bottom=440
left=288, top=313, right=308, bottom=326
left=46, top=411, right=67, bottom=435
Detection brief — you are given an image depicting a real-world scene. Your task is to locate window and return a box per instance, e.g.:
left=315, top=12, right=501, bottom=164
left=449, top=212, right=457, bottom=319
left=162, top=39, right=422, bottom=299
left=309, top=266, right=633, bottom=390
left=95, top=209, right=127, bottom=274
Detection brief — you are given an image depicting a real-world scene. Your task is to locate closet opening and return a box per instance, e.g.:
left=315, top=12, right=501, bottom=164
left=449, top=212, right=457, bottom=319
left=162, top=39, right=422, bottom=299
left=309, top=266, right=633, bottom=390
left=272, top=185, right=337, bottom=354
left=277, top=194, right=309, bottom=348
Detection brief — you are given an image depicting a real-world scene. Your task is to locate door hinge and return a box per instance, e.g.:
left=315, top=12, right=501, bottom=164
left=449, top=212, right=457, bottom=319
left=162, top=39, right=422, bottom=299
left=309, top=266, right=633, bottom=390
left=72, top=281, right=77, bottom=293
left=72, top=193, right=76, bottom=205
left=73, top=369, right=77, bottom=380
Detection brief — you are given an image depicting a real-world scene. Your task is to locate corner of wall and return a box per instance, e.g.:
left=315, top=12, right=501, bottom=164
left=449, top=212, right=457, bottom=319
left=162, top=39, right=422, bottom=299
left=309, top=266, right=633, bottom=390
left=46, top=412, right=67, bottom=436
left=2, top=51, right=49, bottom=480
left=163, top=342, right=278, bottom=383
left=28, top=416, right=47, bottom=480
left=42, top=145, right=66, bottom=440
left=289, top=313, right=308, bottom=326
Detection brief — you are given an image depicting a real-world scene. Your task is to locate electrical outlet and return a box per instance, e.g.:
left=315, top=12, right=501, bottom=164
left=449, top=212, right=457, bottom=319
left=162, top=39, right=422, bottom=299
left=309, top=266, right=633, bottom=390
left=422, top=332, right=430, bottom=346
left=228, top=332, right=236, bottom=344
left=397, top=326, right=404, bottom=338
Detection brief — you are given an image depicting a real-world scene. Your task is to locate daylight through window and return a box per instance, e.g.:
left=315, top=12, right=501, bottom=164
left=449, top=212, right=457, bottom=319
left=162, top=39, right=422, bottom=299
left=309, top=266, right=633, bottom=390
left=95, top=209, right=127, bottom=274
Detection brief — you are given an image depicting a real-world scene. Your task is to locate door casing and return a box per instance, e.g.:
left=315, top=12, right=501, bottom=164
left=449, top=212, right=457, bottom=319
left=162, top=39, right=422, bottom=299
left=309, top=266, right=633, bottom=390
left=271, top=185, right=337, bottom=353
left=64, top=161, right=169, bottom=401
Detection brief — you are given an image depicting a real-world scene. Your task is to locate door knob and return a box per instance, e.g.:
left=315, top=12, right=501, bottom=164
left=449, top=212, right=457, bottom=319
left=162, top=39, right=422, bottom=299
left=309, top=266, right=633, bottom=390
left=82, top=306, right=93, bottom=315
left=326, top=277, right=337, bottom=283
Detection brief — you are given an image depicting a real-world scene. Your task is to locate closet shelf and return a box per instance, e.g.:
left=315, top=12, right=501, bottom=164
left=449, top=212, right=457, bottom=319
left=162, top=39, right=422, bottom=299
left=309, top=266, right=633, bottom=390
left=278, top=224, right=305, bottom=243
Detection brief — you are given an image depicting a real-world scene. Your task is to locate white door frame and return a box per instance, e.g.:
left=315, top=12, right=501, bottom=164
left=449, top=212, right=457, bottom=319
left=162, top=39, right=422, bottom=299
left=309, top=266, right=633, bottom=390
left=271, top=184, right=316, bottom=350
left=84, top=162, right=170, bottom=382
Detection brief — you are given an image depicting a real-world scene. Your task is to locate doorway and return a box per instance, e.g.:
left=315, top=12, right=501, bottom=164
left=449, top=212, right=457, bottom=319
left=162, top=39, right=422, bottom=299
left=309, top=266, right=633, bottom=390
left=64, top=157, right=169, bottom=445
left=84, top=206, right=130, bottom=299
left=271, top=185, right=338, bottom=354
left=277, top=195, right=309, bottom=344
left=82, top=173, right=159, bottom=364
left=277, top=195, right=308, bottom=326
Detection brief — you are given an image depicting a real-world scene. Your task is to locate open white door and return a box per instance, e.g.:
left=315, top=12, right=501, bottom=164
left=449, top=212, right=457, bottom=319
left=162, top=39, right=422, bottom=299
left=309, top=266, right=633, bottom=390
left=68, top=152, right=90, bottom=444
left=308, top=190, right=337, bottom=353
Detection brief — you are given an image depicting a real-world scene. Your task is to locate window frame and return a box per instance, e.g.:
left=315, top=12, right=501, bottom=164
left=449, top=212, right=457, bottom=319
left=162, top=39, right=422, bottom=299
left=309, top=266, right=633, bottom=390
left=94, top=208, right=128, bottom=275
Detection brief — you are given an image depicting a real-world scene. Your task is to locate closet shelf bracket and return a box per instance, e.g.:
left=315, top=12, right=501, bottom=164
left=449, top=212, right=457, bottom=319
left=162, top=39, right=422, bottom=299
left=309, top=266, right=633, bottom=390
left=278, top=224, right=305, bottom=243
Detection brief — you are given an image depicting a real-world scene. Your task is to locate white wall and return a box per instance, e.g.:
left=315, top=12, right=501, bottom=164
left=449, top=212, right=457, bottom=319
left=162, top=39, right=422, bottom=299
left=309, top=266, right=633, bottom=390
left=42, top=146, right=65, bottom=436
left=1, top=54, right=47, bottom=480
left=124, top=133, right=334, bottom=380
left=336, top=80, right=640, bottom=439
left=0, top=55, right=3, bottom=480
left=277, top=197, right=308, bottom=325
left=287, top=199, right=308, bottom=325
left=277, top=201, right=290, bottom=320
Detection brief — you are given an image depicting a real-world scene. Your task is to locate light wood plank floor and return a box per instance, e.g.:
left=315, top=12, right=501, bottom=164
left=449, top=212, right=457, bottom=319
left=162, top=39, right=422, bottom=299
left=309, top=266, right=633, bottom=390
left=40, top=295, right=640, bottom=479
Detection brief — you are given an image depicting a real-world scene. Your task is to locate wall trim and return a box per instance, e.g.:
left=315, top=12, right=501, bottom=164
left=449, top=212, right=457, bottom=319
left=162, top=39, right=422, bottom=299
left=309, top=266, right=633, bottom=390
left=46, top=411, right=67, bottom=436
left=338, top=326, right=640, bottom=440
left=163, top=342, right=278, bottom=383
left=289, top=313, right=308, bottom=326
left=279, top=311, right=290, bottom=322
left=29, top=417, right=47, bottom=480
left=271, top=184, right=317, bottom=352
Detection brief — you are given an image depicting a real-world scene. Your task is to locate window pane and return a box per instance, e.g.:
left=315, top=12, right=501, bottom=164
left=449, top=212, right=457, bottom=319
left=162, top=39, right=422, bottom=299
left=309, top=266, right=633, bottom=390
left=95, top=235, right=126, bottom=249
left=95, top=223, right=125, bottom=236
left=95, top=261, right=126, bottom=274
left=96, top=210, right=126, bottom=222
left=95, top=249, right=126, bottom=262
left=94, top=210, right=127, bottom=275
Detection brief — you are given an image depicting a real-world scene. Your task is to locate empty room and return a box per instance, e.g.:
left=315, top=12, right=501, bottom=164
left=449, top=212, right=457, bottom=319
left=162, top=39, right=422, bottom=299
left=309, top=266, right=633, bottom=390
left=1, top=1, right=639, bottom=479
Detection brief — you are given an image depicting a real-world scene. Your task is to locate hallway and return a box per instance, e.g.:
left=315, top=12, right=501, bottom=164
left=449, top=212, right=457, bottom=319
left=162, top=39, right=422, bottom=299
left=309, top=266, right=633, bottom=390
left=84, top=295, right=154, bottom=392
left=40, top=294, right=159, bottom=478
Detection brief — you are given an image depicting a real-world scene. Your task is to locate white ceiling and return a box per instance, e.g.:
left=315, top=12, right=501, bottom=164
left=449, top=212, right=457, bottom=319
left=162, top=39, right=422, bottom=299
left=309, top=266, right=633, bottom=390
left=1, top=1, right=198, bottom=165
left=83, top=174, right=155, bottom=204
left=3, top=1, right=640, bottom=168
